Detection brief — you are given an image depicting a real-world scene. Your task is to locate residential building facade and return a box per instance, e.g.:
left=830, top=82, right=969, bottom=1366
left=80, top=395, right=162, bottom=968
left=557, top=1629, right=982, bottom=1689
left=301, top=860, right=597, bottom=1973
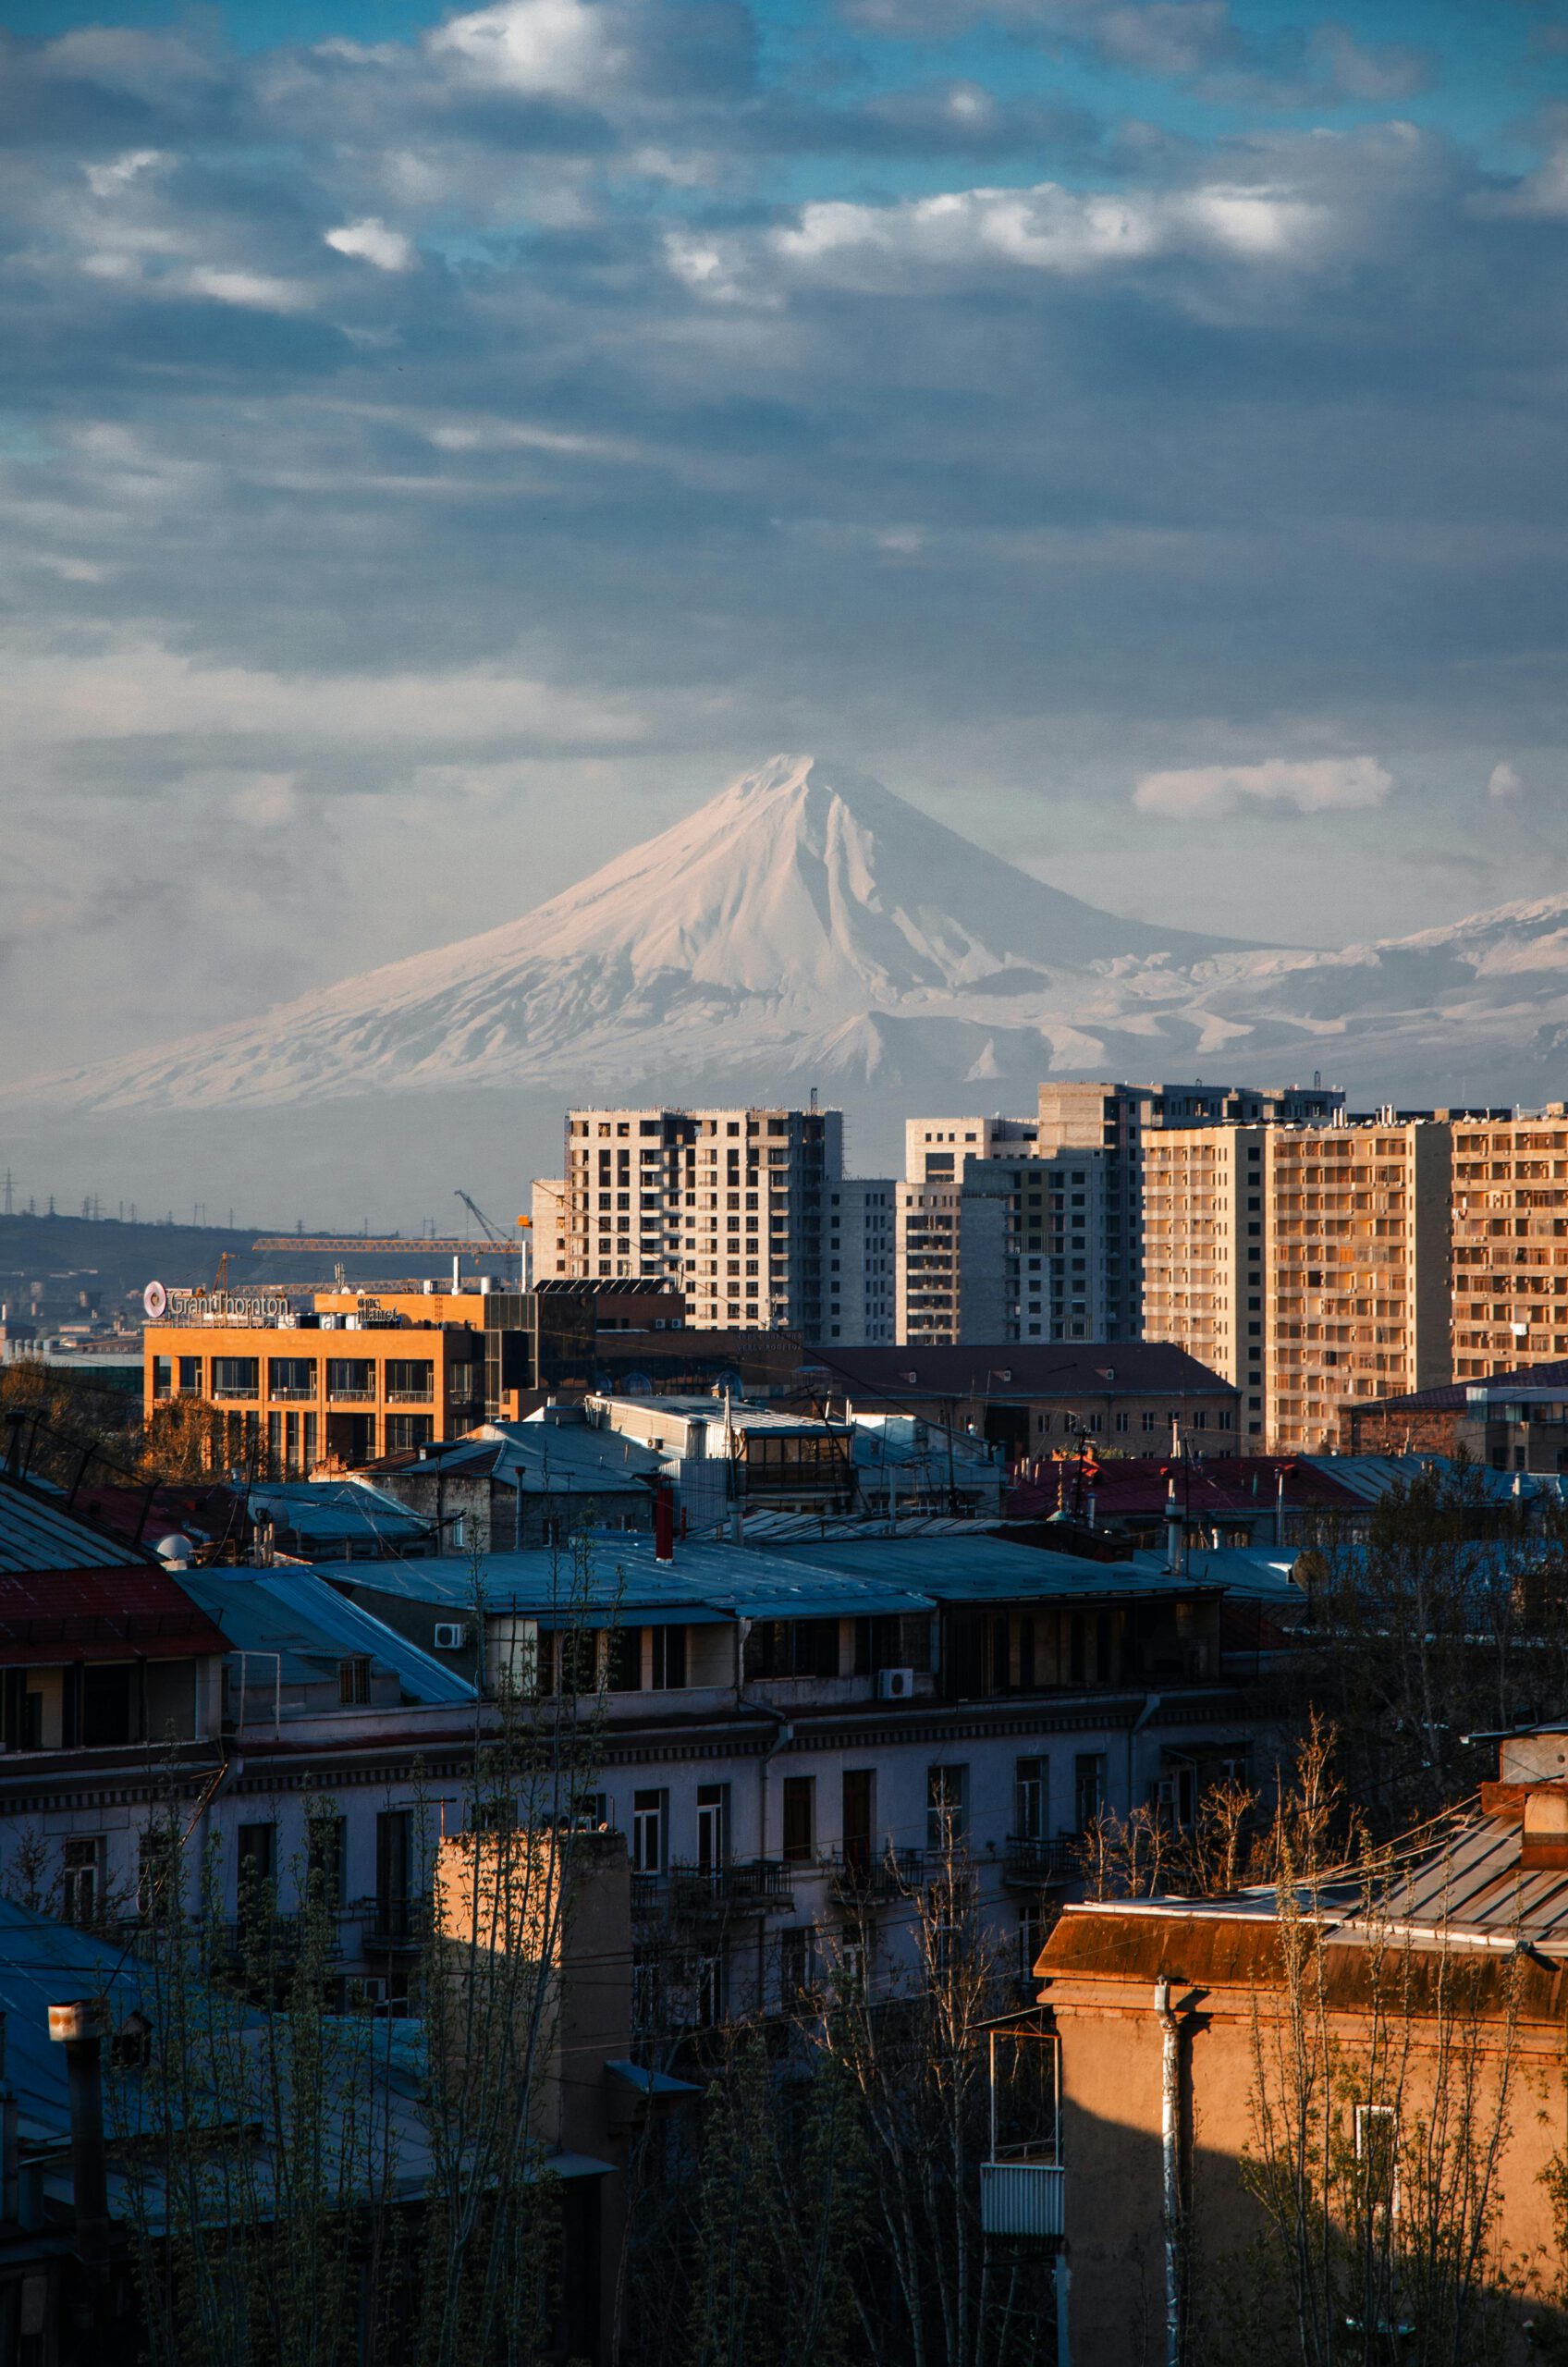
left=1143, top=1117, right=1452, bottom=1453
left=545, top=1106, right=841, bottom=1335
left=1450, top=1105, right=1568, bottom=1377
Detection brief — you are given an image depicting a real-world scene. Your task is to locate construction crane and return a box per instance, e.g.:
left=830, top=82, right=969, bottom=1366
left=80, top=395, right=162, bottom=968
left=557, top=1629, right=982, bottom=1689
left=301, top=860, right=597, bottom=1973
left=454, top=1191, right=531, bottom=1251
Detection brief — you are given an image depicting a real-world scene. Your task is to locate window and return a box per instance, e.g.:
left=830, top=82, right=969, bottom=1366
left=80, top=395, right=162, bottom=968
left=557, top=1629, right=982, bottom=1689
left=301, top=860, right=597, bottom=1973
left=926, top=1764, right=968, bottom=1850
left=778, top=1926, right=815, bottom=2005
left=631, top=1788, right=668, bottom=1874
left=138, top=1819, right=181, bottom=1920
left=650, top=1625, right=688, bottom=1690
left=1355, top=2103, right=1399, bottom=2216
left=1018, top=1902, right=1042, bottom=1983
left=696, top=1783, right=729, bottom=1872
left=781, top=1776, right=815, bottom=1864
left=1014, top=1757, right=1047, bottom=1841
left=237, top=1821, right=276, bottom=1898
left=338, top=1656, right=372, bottom=1706
left=61, top=1837, right=103, bottom=1926
left=306, top=1812, right=347, bottom=1908
left=375, top=1809, right=414, bottom=1939
left=1073, top=1753, right=1106, bottom=1833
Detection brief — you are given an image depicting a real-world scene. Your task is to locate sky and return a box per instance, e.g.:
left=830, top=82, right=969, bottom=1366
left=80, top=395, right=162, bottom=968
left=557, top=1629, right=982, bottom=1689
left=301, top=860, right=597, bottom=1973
left=3, top=0, right=1568, bottom=1084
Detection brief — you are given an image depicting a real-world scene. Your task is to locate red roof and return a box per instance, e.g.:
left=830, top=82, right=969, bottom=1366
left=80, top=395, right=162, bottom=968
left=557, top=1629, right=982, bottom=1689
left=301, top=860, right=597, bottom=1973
left=0, top=1569, right=227, bottom=1663
left=1007, top=1453, right=1365, bottom=1522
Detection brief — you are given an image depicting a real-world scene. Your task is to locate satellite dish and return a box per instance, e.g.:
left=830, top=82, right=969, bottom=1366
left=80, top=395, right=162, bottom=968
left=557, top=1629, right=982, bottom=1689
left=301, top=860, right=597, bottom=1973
left=143, top=1281, right=167, bottom=1319
left=153, top=1532, right=194, bottom=1569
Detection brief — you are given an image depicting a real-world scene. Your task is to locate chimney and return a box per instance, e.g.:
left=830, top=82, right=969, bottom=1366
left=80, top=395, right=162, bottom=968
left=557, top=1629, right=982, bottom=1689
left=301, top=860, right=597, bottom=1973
left=654, top=1484, right=675, bottom=1564
left=1165, top=1478, right=1182, bottom=1576
left=47, top=2000, right=109, bottom=2271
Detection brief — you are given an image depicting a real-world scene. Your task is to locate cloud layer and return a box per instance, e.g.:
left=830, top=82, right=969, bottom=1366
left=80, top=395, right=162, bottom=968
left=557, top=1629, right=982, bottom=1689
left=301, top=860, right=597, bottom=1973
left=0, top=0, right=1565, bottom=1091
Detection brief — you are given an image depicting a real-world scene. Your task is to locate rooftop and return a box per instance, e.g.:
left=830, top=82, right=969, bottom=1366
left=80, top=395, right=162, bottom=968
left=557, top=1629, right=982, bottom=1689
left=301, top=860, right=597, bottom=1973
left=801, top=1342, right=1237, bottom=1402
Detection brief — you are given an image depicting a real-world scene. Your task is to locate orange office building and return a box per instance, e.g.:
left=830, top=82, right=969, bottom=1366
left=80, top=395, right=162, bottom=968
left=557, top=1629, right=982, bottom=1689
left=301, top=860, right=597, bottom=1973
left=142, top=1282, right=601, bottom=1473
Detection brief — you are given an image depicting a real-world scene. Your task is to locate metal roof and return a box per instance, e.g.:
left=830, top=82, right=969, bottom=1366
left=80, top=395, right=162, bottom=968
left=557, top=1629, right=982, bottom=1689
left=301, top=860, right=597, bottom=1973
left=767, top=1534, right=1223, bottom=1604
left=179, top=1568, right=477, bottom=1703
left=0, top=1475, right=153, bottom=1574
left=1295, top=1453, right=1568, bottom=1509
left=1375, top=1812, right=1568, bottom=1944
left=0, top=1895, right=435, bottom=2205
left=249, top=1480, right=434, bottom=1545
left=316, top=1533, right=935, bottom=1624
left=367, top=1420, right=662, bottom=1493
left=1130, top=1546, right=1306, bottom=1605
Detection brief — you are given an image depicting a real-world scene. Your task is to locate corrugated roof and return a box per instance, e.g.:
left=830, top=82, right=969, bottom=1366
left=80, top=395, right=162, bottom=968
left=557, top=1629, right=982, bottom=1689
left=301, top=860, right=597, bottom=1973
left=1297, top=1454, right=1568, bottom=1509
left=250, top=1481, right=434, bottom=1545
left=767, top=1534, right=1224, bottom=1603
left=179, top=1568, right=477, bottom=1703
left=0, top=1475, right=152, bottom=1574
left=317, top=1533, right=935, bottom=1624
left=0, top=1896, right=435, bottom=2202
left=0, top=1567, right=227, bottom=1663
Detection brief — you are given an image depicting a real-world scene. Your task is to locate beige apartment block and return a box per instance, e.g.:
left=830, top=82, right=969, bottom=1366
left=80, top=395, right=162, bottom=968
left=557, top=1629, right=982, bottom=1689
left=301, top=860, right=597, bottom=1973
left=1144, top=1119, right=1452, bottom=1453
left=1141, top=1125, right=1268, bottom=1434
left=1268, top=1121, right=1452, bottom=1453
left=548, top=1106, right=840, bottom=1335
left=530, top=1176, right=567, bottom=1280
left=1450, top=1106, right=1568, bottom=1377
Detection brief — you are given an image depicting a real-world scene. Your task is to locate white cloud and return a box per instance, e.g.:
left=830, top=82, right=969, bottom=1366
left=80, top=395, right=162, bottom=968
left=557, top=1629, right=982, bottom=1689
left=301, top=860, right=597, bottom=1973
left=1488, top=762, right=1524, bottom=802
left=181, top=266, right=315, bottom=313
left=428, top=0, right=626, bottom=96
left=674, top=174, right=1331, bottom=300
left=1133, top=754, right=1393, bottom=819
left=325, top=217, right=416, bottom=273
left=83, top=150, right=169, bottom=201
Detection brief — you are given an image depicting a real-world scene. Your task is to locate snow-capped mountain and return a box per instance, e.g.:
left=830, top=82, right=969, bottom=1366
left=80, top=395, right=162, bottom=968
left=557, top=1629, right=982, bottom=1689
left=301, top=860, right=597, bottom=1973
left=6, top=754, right=1568, bottom=1216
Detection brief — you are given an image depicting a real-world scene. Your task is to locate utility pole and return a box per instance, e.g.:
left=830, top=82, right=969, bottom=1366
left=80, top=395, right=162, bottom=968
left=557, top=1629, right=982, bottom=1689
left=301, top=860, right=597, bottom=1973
left=1, top=1171, right=11, bottom=1216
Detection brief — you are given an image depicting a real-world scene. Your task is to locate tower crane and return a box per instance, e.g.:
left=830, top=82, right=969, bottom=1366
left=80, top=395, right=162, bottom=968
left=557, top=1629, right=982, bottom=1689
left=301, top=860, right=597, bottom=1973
left=453, top=1191, right=529, bottom=1253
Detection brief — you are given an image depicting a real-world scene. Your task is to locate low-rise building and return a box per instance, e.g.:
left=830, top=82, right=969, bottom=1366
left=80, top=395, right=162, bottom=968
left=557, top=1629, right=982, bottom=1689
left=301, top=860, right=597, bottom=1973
left=356, top=1407, right=664, bottom=1549
left=1033, top=1725, right=1568, bottom=2364
left=802, top=1340, right=1241, bottom=1466
left=324, top=1526, right=1287, bottom=2030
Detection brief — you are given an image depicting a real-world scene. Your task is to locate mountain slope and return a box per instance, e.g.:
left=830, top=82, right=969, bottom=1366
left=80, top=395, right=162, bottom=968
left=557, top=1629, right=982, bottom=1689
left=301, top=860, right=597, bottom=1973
left=9, top=754, right=1568, bottom=1142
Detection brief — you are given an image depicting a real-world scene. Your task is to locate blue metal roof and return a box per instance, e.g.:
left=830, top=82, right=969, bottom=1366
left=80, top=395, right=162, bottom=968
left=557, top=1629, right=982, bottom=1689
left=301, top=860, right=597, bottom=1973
left=767, top=1534, right=1225, bottom=1603
left=314, top=1533, right=935, bottom=1624
left=248, top=1480, right=433, bottom=1546
left=178, top=1568, right=477, bottom=1703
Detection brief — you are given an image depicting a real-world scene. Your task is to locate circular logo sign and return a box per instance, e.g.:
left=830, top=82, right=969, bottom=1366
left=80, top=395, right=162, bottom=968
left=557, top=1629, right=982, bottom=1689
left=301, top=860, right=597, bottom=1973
left=143, top=1281, right=167, bottom=1320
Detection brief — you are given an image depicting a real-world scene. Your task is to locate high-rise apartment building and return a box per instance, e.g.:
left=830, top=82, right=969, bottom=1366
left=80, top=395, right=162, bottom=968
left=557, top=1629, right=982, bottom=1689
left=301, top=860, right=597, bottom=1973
left=895, top=1085, right=1345, bottom=1349
left=545, top=1106, right=840, bottom=1334
left=1143, top=1117, right=1452, bottom=1452
left=1450, top=1107, right=1568, bottom=1378
left=824, top=1178, right=897, bottom=1343
left=1035, top=1078, right=1346, bottom=1337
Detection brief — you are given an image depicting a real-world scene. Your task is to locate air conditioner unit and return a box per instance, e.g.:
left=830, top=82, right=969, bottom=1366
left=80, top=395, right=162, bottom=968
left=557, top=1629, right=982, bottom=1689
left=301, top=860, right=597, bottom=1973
left=433, top=1622, right=469, bottom=1651
left=877, top=1667, right=915, bottom=1701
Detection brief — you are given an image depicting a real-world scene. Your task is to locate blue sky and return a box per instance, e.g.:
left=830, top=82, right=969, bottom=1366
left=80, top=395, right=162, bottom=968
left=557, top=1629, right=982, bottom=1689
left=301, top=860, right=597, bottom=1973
left=2, top=0, right=1567, bottom=1080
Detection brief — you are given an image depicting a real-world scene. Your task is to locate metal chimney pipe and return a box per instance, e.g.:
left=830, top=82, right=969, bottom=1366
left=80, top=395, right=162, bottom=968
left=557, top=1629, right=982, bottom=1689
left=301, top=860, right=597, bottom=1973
left=48, top=2001, right=110, bottom=2272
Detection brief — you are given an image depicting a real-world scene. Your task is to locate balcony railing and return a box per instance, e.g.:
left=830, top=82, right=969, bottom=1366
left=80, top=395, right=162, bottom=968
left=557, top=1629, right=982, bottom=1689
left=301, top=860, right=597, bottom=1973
left=326, top=1388, right=377, bottom=1404
left=386, top=1389, right=435, bottom=1404
left=821, top=1846, right=906, bottom=1906
left=1002, top=1837, right=1082, bottom=1888
left=212, top=1386, right=259, bottom=1402
left=266, top=1384, right=317, bottom=1401
left=634, top=1859, right=796, bottom=1919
